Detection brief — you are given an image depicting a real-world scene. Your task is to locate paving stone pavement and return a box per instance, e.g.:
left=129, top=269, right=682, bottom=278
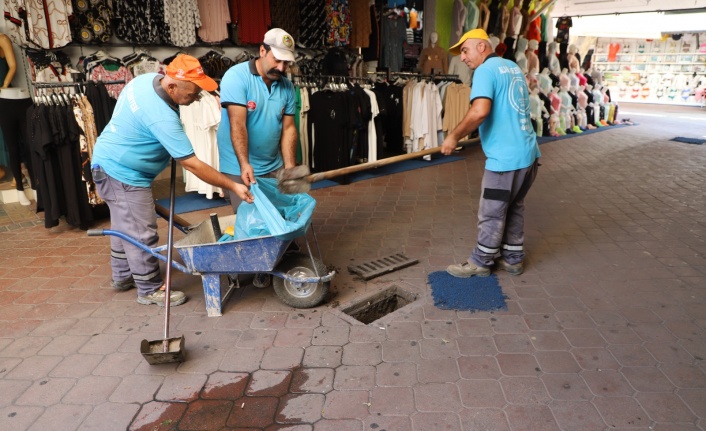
left=0, top=103, right=705, bottom=431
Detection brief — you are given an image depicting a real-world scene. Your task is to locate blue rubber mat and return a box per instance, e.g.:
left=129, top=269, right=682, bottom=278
left=536, top=122, right=634, bottom=145
left=670, top=137, right=705, bottom=145
left=428, top=271, right=507, bottom=312
left=311, top=155, right=464, bottom=190
left=155, top=193, right=228, bottom=214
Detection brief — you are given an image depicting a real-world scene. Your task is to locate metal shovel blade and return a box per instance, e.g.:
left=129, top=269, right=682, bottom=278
left=140, top=336, right=186, bottom=365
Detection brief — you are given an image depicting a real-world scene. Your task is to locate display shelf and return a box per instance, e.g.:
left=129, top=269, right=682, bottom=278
left=589, top=36, right=706, bottom=107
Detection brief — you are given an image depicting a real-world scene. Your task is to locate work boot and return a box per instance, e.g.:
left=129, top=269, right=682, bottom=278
left=137, top=289, right=187, bottom=306
left=111, top=277, right=137, bottom=292
left=446, top=261, right=490, bottom=278
left=253, top=273, right=271, bottom=288
left=495, top=258, right=524, bottom=276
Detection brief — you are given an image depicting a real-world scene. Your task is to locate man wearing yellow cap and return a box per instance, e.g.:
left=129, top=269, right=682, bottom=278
left=441, top=29, right=540, bottom=278
left=91, top=54, right=254, bottom=306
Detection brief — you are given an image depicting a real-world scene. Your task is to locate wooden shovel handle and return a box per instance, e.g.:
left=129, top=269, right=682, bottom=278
left=306, top=138, right=480, bottom=183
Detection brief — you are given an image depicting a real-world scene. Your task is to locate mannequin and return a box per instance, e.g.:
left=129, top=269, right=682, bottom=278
left=448, top=55, right=473, bottom=86
left=508, top=3, right=522, bottom=38
left=419, top=32, right=448, bottom=74
left=494, top=0, right=510, bottom=40
left=577, top=85, right=593, bottom=129
left=558, top=74, right=576, bottom=133
left=0, top=32, right=33, bottom=205
left=567, top=44, right=580, bottom=71
left=489, top=35, right=500, bottom=51
left=526, top=39, right=539, bottom=75
left=547, top=42, right=561, bottom=76
left=478, top=0, right=490, bottom=32
left=529, top=88, right=548, bottom=137
left=592, top=84, right=604, bottom=127
left=464, top=0, right=480, bottom=32
left=537, top=68, right=552, bottom=95
left=514, top=36, right=528, bottom=73
left=549, top=87, right=565, bottom=135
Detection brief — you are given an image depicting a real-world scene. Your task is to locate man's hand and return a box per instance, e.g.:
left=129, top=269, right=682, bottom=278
left=233, top=183, right=254, bottom=204
left=240, top=164, right=255, bottom=186
left=441, top=135, right=459, bottom=155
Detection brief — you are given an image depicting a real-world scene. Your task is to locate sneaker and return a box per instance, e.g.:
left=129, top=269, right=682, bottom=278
left=137, top=289, right=187, bottom=306
left=111, top=277, right=136, bottom=292
left=253, top=273, right=271, bottom=288
left=446, top=261, right=490, bottom=278
left=495, top=258, right=524, bottom=276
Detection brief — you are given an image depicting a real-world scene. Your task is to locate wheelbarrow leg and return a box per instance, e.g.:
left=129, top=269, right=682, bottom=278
left=202, top=274, right=223, bottom=317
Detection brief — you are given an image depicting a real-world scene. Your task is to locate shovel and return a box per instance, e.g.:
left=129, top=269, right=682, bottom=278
left=140, top=159, right=186, bottom=365
left=277, top=138, right=480, bottom=194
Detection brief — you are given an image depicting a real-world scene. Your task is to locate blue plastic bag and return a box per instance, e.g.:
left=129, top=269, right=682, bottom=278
left=235, top=177, right=316, bottom=241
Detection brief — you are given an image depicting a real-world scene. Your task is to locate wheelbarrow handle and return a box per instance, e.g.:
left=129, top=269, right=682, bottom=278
left=89, top=229, right=191, bottom=274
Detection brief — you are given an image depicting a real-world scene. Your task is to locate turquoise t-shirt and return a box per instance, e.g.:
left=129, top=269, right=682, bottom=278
left=470, top=55, right=540, bottom=172
left=92, top=73, right=195, bottom=187
left=217, top=60, right=296, bottom=176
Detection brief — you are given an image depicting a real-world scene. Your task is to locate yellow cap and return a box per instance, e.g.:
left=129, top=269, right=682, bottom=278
left=449, top=29, right=490, bottom=55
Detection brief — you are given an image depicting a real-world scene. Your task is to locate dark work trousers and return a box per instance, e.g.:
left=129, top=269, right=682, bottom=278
left=0, top=97, right=33, bottom=191
left=471, top=160, right=539, bottom=268
left=92, top=166, right=162, bottom=297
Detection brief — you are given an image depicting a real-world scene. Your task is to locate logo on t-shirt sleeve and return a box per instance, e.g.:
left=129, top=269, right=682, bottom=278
left=247, top=101, right=257, bottom=111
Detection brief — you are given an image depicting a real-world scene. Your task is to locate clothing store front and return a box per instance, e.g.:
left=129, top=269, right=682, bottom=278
left=1, top=0, right=703, bottom=217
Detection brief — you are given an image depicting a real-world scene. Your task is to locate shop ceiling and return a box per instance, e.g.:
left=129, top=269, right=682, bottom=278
left=550, top=0, right=704, bottom=16
left=549, top=0, right=706, bottom=38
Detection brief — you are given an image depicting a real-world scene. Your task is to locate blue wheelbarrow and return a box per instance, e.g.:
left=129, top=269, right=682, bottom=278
left=88, top=213, right=335, bottom=317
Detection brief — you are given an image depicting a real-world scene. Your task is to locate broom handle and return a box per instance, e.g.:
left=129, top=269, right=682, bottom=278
left=306, top=138, right=480, bottom=183
left=163, top=159, right=176, bottom=352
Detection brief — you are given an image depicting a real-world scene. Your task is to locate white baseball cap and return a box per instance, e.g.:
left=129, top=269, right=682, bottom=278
left=263, top=28, right=296, bottom=62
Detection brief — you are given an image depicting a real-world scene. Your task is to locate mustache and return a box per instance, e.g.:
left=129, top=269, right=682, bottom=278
left=267, top=69, right=283, bottom=77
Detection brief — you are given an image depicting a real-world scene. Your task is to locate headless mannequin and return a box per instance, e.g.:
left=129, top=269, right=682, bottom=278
left=508, top=4, right=522, bottom=38
left=567, top=44, right=580, bottom=71
left=549, top=87, right=564, bottom=135
left=478, top=0, right=491, bottom=32
left=419, top=32, right=448, bottom=74
left=526, top=39, right=539, bottom=75
left=547, top=42, right=561, bottom=76
left=515, top=36, right=528, bottom=73
left=0, top=32, right=32, bottom=205
left=493, top=0, right=510, bottom=39
left=529, top=88, right=548, bottom=137
left=577, top=85, right=589, bottom=129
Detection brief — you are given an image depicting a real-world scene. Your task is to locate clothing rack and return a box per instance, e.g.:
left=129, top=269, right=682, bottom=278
left=367, top=70, right=460, bottom=82
left=32, top=80, right=126, bottom=88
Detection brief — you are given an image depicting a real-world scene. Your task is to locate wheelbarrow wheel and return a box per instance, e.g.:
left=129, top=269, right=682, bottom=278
left=273, top=253, right=329, bottom=309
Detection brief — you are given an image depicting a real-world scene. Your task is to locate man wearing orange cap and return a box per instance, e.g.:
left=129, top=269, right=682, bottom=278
left=91, top=54, right=254, bottom=306
left=441, top=29, right=540, bottom=278
left=217, top=28, right=298, bottom=289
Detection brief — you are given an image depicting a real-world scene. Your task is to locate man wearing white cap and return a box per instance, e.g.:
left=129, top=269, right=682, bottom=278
left=441, top=29, right=541, bottom=278
left=217, top=28, right=298, bottom=288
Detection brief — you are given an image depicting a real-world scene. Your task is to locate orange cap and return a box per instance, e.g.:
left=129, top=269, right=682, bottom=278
left=166, top=54, right=218, bottom=92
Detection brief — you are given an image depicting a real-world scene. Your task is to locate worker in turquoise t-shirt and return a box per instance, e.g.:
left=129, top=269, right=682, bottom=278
left=92, top=55, right=253, bottom=307
left=217, top=28, right=298, bottom=289
left=441, top=29, right=541, bottom=278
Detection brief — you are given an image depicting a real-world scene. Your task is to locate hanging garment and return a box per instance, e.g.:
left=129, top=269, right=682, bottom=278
left=164, top=0, right=201, bottom=47
left=325, top=0, right=352, bottom=47
left=380, top=14, right=407, bottom=73
left=114, top=0, right=170, bottom=45
left=270, top=0, right=300, bottom=40
left=197, top=0, right=231, bottom=43
left=299, top=0, right=326, bottom=48
left=230, top=0, right=271, bottom=44
left=180, top=91, right=223, bottom=199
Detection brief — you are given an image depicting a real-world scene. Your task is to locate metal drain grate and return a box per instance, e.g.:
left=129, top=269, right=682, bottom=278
left=347, top=253, right=419, bottom=281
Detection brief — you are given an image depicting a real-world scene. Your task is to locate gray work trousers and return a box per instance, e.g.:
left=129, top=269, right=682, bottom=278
left=470, top=160, right=539, bottom=268
left=224, top=169, right=280, bottom=213
left=93, top=167, right=163, bottom=296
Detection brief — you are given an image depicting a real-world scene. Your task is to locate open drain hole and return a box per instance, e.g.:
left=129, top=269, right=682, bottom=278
left=340, top=285, right=418, bottom=325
